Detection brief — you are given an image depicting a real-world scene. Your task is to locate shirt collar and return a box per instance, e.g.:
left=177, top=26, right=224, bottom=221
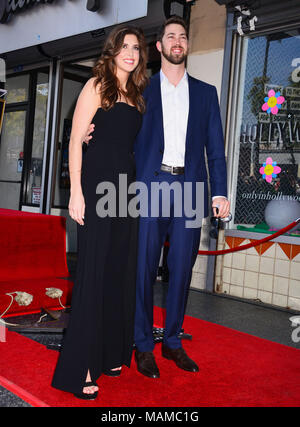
left=160, top=69, right=188, bottom=88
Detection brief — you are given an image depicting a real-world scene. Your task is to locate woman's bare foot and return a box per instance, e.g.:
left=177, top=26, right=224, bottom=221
left=111, top=366, right=122, bottom=371
left=83, top=370, right=99, bottom=394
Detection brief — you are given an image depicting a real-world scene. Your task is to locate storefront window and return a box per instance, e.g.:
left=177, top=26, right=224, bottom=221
left=0, top=70, right=49, bottom=210
left=231, top=31, right=300, bottom=232
left=5, top=75, right=29, bottom=103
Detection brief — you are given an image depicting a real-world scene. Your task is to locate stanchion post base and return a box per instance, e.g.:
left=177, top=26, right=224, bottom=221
left=152, top=327, right=192, bottom=344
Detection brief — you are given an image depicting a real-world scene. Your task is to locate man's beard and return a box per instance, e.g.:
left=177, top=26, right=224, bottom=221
left=161, top=44, right=187, bottom=65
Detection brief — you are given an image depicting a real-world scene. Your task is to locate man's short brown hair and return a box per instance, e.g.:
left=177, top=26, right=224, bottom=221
left=157, top=16, right=189, bottom=42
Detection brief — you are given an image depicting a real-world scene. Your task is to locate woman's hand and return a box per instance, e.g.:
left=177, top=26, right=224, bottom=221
left=69, top=191, right=85, bottom=226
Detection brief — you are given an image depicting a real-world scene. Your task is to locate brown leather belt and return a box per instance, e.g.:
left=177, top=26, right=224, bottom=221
left=160, top=164, right=185, bottom=175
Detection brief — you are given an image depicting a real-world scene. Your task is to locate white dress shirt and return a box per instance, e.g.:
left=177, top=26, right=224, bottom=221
left=160, top=69, right=189, bottom=167
left=160, top=69, right=227, bottom=203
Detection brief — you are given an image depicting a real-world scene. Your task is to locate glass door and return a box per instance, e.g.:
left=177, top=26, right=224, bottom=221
left=0, top=110, right=27, bottom=209
left=0, top=74, right=29, bottom=210
left=24, top=72, right=49, bottom=207
left=0, top=69, right=49, bottom=210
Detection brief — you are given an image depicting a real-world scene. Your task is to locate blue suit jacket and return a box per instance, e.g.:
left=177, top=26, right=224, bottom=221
left=134, top=72, right=227, bottom=218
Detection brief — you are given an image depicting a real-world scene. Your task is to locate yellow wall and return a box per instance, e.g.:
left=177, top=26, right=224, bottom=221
left=187, top=0, right=227, bottom=97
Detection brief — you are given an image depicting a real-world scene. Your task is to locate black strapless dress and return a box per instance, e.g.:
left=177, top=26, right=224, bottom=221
left=51, top=103, right=142, bottom=394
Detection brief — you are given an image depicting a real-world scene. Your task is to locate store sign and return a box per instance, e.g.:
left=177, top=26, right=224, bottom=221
left=0, top=0, right=148, bottom=53
left=0, top=0, right=55, bottom=24
left=32, top=186, right=41, bottom=204
left=0, top=0, right=101, bottom=24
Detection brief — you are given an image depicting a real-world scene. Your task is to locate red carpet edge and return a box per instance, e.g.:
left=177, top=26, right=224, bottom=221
left=0, top=375, right=49, bottom=407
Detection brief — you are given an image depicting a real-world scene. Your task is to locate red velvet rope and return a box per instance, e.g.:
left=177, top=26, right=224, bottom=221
left=164, top=219, right=300, bottom=256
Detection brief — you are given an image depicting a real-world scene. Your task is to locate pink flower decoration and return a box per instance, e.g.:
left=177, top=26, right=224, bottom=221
left=259, top=157, right=281, bottom=183
left=262, top=90, right=285, bottom=115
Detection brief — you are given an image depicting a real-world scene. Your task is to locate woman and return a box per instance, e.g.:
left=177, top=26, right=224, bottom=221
left=51, top=25, right=148, bottom=399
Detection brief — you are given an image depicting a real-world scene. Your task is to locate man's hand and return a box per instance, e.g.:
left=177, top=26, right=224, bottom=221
left=83, top=123, right=95, bottom=145
left=212, top=197, right=230, bottom=219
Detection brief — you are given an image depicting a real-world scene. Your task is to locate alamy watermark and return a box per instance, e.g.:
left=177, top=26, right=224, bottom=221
left=95, top=174, right=204, bottom=228
left=290, top=316, right=300, bottom=343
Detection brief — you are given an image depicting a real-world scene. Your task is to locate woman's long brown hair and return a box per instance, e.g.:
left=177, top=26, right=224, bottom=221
left=93, top=25, right=148, bottom=113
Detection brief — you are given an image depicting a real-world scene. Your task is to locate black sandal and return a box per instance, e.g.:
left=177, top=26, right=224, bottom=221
left=103, top=368, right=122, bottom=377
left=73, top=381, right=98, bottom=400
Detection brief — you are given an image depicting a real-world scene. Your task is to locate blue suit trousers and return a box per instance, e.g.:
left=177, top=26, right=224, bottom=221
left=134, top=171, right=201, bottom=351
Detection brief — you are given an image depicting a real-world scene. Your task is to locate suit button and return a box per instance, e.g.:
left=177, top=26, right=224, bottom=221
left=154, top=171, right=159, bottom=176
left=159, top=149, right=163, bottom=154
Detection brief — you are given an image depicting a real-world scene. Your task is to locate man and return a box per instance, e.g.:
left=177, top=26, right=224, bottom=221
left=85, top=16, right=230, bottom=378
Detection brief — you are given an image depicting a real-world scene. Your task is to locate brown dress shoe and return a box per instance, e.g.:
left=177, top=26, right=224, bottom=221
left=135, top=350, right=160, bottom=378
left=162, top=344, right=199, bottom=372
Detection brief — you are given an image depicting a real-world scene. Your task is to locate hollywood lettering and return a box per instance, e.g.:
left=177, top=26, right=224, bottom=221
left=0, top=0, right=55, bottom=24
left=240, top=119, right=300, bottom=146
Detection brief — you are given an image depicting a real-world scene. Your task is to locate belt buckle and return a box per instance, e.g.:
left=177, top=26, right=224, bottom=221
left=171, top=166, right=177, bottom=175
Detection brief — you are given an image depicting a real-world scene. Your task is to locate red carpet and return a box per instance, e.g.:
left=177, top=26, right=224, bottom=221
left=0, top=307, right=300, bottom=407
left=0, top=208, right=73, bottom=316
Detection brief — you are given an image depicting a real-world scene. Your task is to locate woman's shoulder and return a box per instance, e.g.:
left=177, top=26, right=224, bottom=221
left=78, top=77, right=101, bottom=109
left=84, top=77, right=101, bottom=95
